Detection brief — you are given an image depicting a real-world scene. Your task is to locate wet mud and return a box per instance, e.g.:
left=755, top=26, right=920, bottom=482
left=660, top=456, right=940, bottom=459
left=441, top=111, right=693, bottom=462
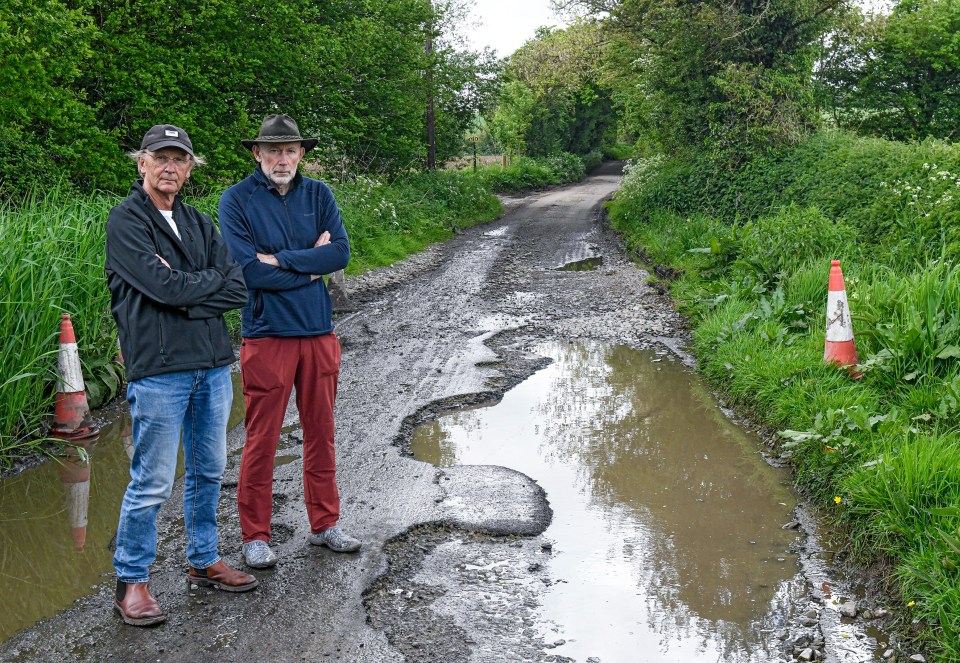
left=0, top=162, right=895, bottom=662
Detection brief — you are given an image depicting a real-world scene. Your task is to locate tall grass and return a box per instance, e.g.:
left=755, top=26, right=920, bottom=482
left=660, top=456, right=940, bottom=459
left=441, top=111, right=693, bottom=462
left=0, top=186, right=121, bottom=458
left=609, top=129, right=960, bottom=660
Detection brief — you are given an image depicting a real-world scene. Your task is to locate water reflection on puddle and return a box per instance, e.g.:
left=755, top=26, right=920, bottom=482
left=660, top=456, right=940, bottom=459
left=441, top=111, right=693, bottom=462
left=411, top=341, right=804, bottom=662
left=0, top=373, right=245, bottom=642
left=556, top=256, right=603, bottom=271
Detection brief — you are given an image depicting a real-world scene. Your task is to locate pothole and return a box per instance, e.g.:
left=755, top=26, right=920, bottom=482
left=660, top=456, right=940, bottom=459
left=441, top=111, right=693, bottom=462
left=555, top=256, right=603, bottom=271
left=410, top=339, right=813, bottom=662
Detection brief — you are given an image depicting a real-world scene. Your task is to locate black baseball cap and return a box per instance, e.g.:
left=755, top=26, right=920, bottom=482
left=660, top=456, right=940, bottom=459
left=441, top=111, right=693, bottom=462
left=140, top=124, right=195, bottom=156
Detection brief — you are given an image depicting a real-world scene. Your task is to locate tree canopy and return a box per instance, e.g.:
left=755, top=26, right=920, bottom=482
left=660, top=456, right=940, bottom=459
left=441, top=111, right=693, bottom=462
left=0, top=0, right=498, bottom=196
left=816, top=0, right=960, bottom=141
left=489, top=21, right=613, bottom=158
left=553, top=0, right=850, bottom=159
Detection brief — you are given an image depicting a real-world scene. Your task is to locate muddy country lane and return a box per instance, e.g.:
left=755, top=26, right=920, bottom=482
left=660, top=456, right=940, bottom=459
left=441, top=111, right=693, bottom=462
left=0, top=162, right=868, bottom=663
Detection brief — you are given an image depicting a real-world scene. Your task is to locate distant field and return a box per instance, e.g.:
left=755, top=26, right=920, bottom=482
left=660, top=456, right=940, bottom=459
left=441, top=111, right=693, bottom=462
left=444, top=155, right=504, bottom=170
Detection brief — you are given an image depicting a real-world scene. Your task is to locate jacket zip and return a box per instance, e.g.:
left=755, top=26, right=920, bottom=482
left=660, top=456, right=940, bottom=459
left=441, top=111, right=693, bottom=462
left=279, top=194, right=294, bottom=238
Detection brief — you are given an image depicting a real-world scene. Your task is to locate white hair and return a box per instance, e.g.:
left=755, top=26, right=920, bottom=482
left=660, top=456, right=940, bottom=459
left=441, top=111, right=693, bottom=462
left=128, top=148, right=207, bottom=168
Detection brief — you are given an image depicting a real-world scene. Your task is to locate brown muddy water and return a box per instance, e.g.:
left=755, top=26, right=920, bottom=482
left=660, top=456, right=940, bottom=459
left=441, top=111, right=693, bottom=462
left=0, top=374, right=245, bottom=642
left=411, top=340, right=805, bottom=662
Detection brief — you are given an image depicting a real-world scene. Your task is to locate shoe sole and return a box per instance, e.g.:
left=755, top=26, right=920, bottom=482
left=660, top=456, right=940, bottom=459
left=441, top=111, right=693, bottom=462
left=114, top=603, right=166, bottom=627
left=185, top=574, right=259, bottom=592
left=243, top=556, right=277, bottom=569
left=308, top=538, right=361, bottom=553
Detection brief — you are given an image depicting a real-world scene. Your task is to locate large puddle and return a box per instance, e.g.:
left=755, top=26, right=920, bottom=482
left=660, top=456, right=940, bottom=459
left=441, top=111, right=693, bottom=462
left=0, top=373, right=245, bottom=642
left=411, top=341, right=805, bottom=662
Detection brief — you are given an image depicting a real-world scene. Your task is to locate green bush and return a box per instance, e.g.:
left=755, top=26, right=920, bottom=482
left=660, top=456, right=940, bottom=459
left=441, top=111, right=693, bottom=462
left=854, top=262, right=960, bottom=389
left=618, top=131, right=960, bottom=264
left=472, top=153, right=587, bottom=193
left=733, top=205, right=859, bottom=282
left=334, top=170, right=500, bottom=273
left=538, top=152, right=586, bottom=182
left=582, top=150, right=604, bottom=172
left=602, top=142, right=637, bottom=161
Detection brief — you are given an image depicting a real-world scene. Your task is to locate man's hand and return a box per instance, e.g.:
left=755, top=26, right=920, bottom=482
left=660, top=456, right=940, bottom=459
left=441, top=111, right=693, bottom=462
left=258, top=234, right=328, bottom=277
left=257, top=252, right=280, bottom=267
left=305, top=233, right=332, bottom=280
left=155, top=255, right=187, bottom=311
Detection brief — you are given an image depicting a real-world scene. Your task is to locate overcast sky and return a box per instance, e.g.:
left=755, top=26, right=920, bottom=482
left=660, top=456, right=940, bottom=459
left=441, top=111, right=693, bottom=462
left=466, top=0, right=567, bottom=57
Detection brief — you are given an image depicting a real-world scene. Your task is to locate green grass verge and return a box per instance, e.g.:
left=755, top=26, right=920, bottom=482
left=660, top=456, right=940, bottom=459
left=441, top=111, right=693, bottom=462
left=608, top=131, right=960, bottom=661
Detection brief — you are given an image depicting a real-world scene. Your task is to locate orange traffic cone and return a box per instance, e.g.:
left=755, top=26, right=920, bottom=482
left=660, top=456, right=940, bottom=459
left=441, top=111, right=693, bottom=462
left=824, top=260, right=859, bottom=370
left=50, top=314, right=100, bottom=440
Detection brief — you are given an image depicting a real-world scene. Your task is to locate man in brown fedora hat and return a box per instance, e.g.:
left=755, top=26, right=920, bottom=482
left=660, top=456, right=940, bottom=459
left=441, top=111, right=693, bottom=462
left=219, top=114, right=361, bottom=570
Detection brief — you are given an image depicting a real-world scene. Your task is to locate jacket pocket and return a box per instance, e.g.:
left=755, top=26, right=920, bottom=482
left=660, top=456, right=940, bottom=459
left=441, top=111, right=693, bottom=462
left=252, top=290, right=264, bottom=320
left=157, top=311, right=169, bottom=366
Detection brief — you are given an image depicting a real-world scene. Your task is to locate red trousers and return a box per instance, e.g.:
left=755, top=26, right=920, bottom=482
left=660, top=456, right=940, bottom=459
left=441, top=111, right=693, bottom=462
left=238, top=334, right=341, bottom=543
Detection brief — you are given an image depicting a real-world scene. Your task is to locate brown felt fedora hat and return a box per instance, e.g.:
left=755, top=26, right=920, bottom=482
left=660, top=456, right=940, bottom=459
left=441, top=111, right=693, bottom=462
left=241, top=114, right=318, bottom=152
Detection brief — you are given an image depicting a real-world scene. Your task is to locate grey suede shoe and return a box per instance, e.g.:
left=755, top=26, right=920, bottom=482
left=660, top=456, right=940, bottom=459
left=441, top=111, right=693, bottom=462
left=242, top=540, right=278, bottom=568
left=307, top=526, right=361, bottom=553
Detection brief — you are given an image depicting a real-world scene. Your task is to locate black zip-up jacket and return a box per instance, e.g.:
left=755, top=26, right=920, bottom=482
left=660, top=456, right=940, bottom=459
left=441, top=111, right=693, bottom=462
left=105, top=181, right=247, bottom=382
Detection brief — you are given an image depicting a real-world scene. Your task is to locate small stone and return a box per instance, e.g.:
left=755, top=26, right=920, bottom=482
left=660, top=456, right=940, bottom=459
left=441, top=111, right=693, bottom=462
left=909, top=655, right=926, bottom=663
left=882, top=650, right=894, bottom=659
left=793, top=635, right=812, bottom=648
left=839, top=601, right=857, bottom=618
left=798, top=647, right=815, bottom=661
left=783, top=520, right=801, bottom=529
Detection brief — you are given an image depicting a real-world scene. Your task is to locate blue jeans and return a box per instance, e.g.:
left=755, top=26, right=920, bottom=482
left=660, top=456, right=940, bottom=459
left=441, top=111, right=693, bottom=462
left=113, top=366, right=231, bottom=583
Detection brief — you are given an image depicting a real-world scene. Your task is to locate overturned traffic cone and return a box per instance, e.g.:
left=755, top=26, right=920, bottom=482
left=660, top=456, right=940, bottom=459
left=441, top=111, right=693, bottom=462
left=50, top=314, right=100, bottom=440
left=824, top=260, right=859, bottom=371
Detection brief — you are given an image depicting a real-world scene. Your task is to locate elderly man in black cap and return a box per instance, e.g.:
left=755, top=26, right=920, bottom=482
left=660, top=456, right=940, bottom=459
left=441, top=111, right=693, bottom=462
left=105, top=124, right=257, bottom=627
left=219, top=114, right=359, bottom=570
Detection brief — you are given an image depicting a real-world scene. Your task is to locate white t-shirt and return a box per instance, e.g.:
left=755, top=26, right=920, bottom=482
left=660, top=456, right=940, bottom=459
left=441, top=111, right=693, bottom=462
left=159, top=209, right=181, bottom=239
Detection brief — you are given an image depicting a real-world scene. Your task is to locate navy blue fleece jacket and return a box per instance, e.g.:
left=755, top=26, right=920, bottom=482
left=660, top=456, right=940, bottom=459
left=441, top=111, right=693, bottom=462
left=218, top=168, right=350, bottom=338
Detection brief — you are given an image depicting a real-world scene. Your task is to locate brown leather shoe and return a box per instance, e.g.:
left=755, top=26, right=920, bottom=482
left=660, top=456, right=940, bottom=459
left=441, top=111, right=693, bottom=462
left=114, top=580, right=166, bottom=626
left=187, top=560, right=259, bottom=592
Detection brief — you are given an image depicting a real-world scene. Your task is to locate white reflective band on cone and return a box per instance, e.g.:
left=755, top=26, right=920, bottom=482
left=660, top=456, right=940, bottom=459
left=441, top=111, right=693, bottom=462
left=825, top=290, right=854, bottom=342
left=57, top=342, right=86, bottom=392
